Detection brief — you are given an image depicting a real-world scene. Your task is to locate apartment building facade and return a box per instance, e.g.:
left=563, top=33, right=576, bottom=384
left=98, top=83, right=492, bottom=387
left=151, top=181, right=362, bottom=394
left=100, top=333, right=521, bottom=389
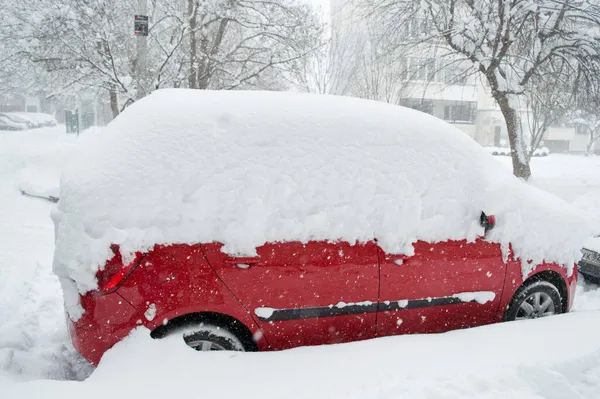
left=329, top=0, right=590, bottom=153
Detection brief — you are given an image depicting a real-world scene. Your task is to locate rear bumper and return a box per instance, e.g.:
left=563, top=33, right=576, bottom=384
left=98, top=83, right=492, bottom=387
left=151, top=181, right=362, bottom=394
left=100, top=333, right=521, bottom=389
left=67, top=291, right=147, bottom=366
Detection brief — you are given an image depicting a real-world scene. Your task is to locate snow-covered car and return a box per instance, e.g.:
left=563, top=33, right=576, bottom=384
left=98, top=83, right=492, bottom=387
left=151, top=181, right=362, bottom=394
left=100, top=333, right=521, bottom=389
left=0, top=113, right=35, bottom=129
left=7, top=112, right=57, bottom=127
left=487, top=146, right=550, bottom=157
left=579, top=236, right=600, bottom=284
left=53, top=89, right=591, bottom=366
left=0, top=115, right=28, bottom=130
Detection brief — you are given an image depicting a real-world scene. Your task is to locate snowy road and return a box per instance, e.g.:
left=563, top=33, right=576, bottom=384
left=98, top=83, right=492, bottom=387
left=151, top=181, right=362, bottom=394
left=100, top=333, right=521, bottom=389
left=1, top=127, right=600, bottom=397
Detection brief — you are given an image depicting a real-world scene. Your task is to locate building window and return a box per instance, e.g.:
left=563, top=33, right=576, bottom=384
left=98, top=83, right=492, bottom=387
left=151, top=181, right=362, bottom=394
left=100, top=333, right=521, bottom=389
left=409, top=58, right=426, bottom=81
left=402, top=99, right=434, bottom=115
left=576, top=124, right=589, bottom=135
left=443, top=64, right=468, bottom=85
left=400, top=58, right=469, bottom=85
left=403, top=58, right=438, bottom=82
left=444, top=102, right=476, bottom=123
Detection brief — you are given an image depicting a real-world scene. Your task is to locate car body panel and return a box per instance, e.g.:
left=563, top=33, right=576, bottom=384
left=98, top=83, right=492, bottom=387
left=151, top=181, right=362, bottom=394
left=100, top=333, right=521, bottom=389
left=70, top=243, right=269, bottom=365
left=66, top=289, right=145, bottom=366
left=495, top=258, right=576, bottom=321
left=68, top=239, right=576, bottom=366
left=202, top=241, right=380, bottom=349
left=377, top=239, right=507, bottom=336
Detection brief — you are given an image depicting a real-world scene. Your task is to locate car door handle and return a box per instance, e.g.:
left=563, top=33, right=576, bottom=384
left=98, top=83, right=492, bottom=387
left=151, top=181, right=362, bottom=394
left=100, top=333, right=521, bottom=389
left=385, top=254, right=410, bottom=265
left=224, top=257, right=261, bottom=269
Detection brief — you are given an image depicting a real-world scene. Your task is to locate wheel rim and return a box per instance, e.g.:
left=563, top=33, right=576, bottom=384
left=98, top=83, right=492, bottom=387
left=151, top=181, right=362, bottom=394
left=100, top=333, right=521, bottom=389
left=184, top=338, right=227, bottom=351
left=515, top=291, right=556, bottom=320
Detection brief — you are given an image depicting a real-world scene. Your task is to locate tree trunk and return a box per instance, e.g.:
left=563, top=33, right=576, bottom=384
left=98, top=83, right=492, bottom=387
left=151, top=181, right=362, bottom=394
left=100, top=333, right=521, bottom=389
left=587, top=135, right=595, bottom=156
left=109, top=87, right=120, bottom=119
left=187, top=0, right=198, bottom=89
left=496, top=93, right=532, bottom=180
left=197, top=17, right=230, bottom=89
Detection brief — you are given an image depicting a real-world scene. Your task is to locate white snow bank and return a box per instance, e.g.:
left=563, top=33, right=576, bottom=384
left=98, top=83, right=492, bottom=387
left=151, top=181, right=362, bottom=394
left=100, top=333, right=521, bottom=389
left=4, top=311, right=600, bottom=399
left=574, top=282, right=600, bottom=311
left=52, top=89, right=593, bottom=319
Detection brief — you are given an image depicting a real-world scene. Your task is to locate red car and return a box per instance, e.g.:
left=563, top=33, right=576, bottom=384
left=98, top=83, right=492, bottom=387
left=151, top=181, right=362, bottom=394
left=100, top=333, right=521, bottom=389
left=58, top=90, right=580, bottom=366
left=68, top=224, right=576, bottom=366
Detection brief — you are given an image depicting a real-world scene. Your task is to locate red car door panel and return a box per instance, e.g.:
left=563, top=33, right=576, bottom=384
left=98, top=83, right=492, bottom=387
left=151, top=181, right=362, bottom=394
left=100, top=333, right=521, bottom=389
left=202, top=240, right=379, bottom=349
left=377, top=239, right=506, bottom=337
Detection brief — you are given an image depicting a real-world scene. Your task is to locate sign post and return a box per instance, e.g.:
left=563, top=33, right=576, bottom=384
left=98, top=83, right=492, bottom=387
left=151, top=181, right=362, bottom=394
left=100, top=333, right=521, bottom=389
left=134, top=0, right=148, bottom=100
left=134, top=15, right=148, bottom=37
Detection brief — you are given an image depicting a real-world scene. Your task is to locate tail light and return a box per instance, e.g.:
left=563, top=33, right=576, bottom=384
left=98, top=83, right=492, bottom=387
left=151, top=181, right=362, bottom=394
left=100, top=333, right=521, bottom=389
left=94, top=244, right=144, bottom=295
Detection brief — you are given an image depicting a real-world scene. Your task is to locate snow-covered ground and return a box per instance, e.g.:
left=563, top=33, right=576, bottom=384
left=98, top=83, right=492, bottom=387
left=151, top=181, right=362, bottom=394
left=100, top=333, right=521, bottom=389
left=1, top=127, right=600, bottom=398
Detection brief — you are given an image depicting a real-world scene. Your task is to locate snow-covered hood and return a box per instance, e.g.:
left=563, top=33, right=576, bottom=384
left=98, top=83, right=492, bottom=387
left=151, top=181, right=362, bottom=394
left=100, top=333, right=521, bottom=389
left=583, top=236, right=600, bottom=254
left=52, top=89, right=594, bottom=319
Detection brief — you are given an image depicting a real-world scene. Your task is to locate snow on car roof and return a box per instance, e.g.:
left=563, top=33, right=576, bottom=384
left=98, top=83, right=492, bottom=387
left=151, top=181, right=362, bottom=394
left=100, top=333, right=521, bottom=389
left=52, top=89, right=593, bottom=319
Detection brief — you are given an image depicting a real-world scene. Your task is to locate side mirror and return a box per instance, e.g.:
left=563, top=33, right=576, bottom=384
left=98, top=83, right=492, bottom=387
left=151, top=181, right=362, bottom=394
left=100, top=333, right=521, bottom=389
left=480, top=212, right=496, bottom=234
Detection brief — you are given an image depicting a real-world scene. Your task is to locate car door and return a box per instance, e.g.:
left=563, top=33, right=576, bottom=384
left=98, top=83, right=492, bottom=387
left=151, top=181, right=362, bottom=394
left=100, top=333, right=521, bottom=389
left=202, top=240, right=379, bottom=349
left=377, top=239, right=507, bottom=337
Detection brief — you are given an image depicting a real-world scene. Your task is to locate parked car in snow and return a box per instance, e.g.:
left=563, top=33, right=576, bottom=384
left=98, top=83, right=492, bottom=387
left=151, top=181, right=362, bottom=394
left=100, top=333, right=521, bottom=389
left=0, top=115, right=28, bottom=130
left=10, top=112, right=57, bottom=127
left=487, top=146, right=550, bottom=157
left=579, top=237, right=600, bottom=284
left=0, top=112, right=57, bottom=129
left=0, top=113, right=35, bottom=129
left=54, top=90, right=590, bottom=366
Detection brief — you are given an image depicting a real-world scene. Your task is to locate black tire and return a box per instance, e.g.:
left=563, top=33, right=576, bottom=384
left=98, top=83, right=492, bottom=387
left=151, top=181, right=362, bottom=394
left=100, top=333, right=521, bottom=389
left=504, top=280, right=562, bottom=321
left=181, top=323, right=246, bottom=352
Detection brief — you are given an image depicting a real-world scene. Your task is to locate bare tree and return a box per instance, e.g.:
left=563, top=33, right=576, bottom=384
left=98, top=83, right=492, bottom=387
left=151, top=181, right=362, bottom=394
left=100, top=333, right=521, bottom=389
left=291, top=24, right=361, bottom=95
left=571, top=100, right=600, bottom=155
left=184, top=0, right=321, bottom=91
left=3, top=0, right=321, bottom=120
left=363, top=0, right=600, bottom=179
left=350, top=27, right=409, bottom=104
left=524, top=61, right=574, bottom=160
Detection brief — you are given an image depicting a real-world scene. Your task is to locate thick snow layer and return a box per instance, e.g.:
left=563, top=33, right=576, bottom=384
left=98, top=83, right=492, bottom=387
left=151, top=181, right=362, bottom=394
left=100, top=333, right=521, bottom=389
left=2, top=128, right=600, bottom=397
left=16, top=166, right=60, bottom=200
left=0, top=127, right=92, bottom=381
left=5, top=312, right=600, bottom=399
left=52, top=89, right=593, bottom=319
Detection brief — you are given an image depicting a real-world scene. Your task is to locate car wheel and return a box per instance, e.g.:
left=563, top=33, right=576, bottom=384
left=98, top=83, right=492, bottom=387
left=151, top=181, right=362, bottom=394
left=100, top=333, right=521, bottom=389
left=504, top=281, right=562, bottom=321
left=182, top=323, right=246, bottom=352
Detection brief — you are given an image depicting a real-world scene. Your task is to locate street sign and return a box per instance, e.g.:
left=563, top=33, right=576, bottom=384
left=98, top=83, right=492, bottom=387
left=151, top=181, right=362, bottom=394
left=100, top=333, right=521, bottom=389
left=134, top=15, right=149, bottom=36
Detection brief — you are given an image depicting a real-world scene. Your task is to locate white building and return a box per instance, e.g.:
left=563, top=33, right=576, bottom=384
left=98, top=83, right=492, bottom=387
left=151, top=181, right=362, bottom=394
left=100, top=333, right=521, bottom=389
left=329, top=0, right=590, bottom=154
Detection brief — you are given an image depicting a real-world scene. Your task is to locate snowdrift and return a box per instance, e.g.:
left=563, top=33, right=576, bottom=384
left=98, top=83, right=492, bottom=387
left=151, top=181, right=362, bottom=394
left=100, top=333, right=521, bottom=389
left=5, top=311, right=600, bottom=399
left=51, top=89, right=593, bottom=319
